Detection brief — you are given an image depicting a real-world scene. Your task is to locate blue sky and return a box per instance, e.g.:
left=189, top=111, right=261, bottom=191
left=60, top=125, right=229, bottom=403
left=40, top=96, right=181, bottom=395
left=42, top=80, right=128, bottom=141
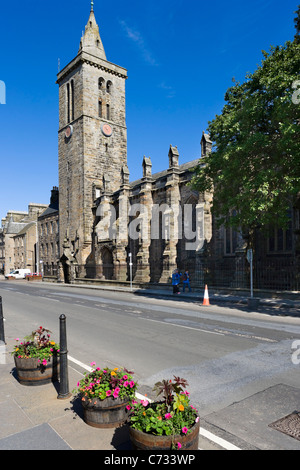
left=0, top=0, right=298, bottom=220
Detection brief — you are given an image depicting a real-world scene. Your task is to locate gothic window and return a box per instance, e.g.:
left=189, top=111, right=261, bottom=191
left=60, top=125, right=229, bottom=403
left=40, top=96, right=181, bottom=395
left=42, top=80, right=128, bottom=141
left=98, top=100, right=102, bottom=118
left=224, top=226, right=238, bottom=255
left=224, top=210, right=238, bottom=255
left=268, top=224, right=292, bottom=253
left=106, top=103, right=110, bottom=120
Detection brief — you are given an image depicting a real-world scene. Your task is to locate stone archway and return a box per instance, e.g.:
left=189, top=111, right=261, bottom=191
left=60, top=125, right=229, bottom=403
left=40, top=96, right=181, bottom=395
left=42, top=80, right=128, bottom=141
left=101, top=246, right=114, bottom=280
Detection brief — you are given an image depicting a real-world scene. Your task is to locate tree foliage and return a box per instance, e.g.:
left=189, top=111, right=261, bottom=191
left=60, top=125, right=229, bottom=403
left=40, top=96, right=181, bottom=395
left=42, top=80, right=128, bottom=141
left=192, top=40, right=300, bottom=235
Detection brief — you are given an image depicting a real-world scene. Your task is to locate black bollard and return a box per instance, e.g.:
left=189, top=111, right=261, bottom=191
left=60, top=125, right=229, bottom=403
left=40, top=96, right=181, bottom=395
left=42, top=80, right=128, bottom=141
left=57, top=314, right=71, bottom=399
left=0, top=296, right=5, bottom=344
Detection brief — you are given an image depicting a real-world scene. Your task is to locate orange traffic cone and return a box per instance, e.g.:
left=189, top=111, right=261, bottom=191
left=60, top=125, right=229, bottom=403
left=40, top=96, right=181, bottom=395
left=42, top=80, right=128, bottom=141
left=203, top=284, right=210, bottom=306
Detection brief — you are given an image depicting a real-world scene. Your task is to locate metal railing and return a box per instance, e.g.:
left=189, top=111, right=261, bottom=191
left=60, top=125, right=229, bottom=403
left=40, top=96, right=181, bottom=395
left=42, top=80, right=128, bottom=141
left=43, top=257, right=300, bottom=291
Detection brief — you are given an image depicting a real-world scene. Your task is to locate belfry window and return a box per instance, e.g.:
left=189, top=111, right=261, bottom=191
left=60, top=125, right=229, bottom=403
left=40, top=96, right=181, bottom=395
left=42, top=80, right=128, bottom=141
left=98, top=77, right=104, bottom=89
left=106, top=80, right=112, bottom=93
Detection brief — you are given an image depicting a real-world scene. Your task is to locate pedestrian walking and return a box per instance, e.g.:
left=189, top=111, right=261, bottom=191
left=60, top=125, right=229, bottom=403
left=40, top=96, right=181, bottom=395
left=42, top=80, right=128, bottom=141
left=172, top=269, right=181, bottom=294
left=182, top=270, right=191, bottom=293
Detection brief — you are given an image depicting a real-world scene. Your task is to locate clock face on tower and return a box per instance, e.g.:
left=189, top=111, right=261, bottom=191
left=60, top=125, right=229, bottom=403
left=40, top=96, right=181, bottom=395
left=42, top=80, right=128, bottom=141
left=65, top=125, right=73, bottom=138
left=101, top=123, right=113, bottom=137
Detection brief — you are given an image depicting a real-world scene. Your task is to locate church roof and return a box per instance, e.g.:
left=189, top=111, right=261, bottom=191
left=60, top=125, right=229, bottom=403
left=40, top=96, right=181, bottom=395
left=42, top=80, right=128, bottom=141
left=130, top=158, right=200, bottom=188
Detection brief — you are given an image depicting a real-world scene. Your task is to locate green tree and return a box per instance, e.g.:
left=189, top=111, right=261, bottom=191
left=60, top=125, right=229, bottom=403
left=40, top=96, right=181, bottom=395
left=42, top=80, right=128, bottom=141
left=191, top=40, right=300, bottom=244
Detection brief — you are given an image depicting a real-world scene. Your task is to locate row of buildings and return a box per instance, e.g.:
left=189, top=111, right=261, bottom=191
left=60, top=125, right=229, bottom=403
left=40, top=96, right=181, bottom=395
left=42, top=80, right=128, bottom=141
left=0, top=188, right=59, bottom=277
left=1, top=6, right=299, bottom=291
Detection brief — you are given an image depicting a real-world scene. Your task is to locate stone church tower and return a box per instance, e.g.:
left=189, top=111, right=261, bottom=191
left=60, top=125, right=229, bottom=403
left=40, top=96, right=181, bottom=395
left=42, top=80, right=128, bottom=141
left=56, top=5, right=128, bottom=279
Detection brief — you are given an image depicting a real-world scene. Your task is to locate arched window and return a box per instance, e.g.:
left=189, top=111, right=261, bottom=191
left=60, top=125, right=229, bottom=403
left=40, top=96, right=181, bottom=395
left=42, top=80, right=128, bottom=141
left=106, top=103, right=110, bottom=120
left=98, top=100, right=102, bottom=118
left=98, top=77, right=105, bottom=90
left=106, top=80, right=112, bottom=93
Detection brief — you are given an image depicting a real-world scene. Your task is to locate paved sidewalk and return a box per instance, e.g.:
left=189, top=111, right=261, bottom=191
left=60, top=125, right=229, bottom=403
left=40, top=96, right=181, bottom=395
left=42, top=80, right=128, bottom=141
left=0, top=341, right=132, bottom=450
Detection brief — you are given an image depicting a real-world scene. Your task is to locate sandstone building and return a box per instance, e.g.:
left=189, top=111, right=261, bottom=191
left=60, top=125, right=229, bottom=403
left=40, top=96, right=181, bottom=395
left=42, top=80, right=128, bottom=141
left=38, top=187, right=59, bottom=279
left=50, top=6, right=299, bottom=291
left=56, top=6, right=212, bottom=285
left=0, top=204, right=48, bottom=275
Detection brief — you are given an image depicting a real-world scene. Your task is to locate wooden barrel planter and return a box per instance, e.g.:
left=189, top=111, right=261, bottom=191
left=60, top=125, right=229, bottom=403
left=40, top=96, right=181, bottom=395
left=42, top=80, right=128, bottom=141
left=14, top=355, right=59, bottom=386
left=129, top=418, right=200, bottom=450
left=81, top=396, right=130, bottom=428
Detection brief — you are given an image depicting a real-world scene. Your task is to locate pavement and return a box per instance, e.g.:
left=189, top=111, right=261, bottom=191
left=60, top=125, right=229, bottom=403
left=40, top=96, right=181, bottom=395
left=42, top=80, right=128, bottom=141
left=0, top=279, right=300, bottom=451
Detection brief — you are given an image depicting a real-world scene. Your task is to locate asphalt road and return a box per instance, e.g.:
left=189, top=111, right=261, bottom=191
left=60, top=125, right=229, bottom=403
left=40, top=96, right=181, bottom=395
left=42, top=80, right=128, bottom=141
left=1, top=279, right=300, bottom=449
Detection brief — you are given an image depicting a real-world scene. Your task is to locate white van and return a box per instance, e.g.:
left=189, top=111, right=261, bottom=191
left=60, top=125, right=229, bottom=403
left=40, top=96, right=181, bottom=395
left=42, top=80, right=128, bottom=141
left=5, top=269, right=31, bottom=279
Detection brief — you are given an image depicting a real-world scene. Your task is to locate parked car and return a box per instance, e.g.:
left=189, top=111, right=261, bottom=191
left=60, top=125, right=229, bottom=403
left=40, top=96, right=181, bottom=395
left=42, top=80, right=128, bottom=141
left=5, top=269, right=31, bottom=279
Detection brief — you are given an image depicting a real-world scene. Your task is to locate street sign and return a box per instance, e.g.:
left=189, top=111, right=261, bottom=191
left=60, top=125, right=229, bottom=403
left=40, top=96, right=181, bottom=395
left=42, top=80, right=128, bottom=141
left=247, top=249, right=253, bottom=263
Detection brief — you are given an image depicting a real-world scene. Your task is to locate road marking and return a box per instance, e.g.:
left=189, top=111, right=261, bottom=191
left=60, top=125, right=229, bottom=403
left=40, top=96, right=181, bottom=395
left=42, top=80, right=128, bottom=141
left=67, top=355, right=241, bottom=450
left=68, top=355, right=93, bottom=372
left=199, top=428, right=241, bottom=450
left=140, top=317, right=225, bottom=336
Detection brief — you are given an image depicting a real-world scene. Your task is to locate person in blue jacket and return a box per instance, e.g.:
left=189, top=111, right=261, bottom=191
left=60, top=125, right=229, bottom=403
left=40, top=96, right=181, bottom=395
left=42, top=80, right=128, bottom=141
left=182, top=270, right=191, bottom=292
left=172, top=269, right=181, bottom=294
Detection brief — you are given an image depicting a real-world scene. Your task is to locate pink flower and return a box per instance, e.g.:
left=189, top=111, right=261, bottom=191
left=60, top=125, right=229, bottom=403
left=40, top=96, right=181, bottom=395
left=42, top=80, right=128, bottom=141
left=42, top=359, right=47, bottom=366
left=113, top=389, right=119, bottom=398
left=122, top=375, right=128, bottom=380
left=164, top=413, right=172, bottom=420
left=129, top=381, right=135, bottom=388
left=15, top=338, right=19, bottom=341
left=141, top=399, right=149, bottom=407
left=195, top=416, right=200, bottom=423
left=177, top=442, right=182, bottom=449
left=126, top=405, right=131, bottom=411
left=182, top=427, right=188, bottom=434
left=106, top=390, right=112, bottom=397
left=124, top=381, right=129, bottom=387
left=90, top=361, right=96, bottom=367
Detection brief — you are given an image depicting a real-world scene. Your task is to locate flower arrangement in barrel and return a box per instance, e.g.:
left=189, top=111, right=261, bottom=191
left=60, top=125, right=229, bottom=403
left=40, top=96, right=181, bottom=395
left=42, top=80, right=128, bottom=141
left=12, top=326, right=60, bottom=366
left=74, top=362, right=138, bottom=403
left=129, top=376, right=199, bottom=448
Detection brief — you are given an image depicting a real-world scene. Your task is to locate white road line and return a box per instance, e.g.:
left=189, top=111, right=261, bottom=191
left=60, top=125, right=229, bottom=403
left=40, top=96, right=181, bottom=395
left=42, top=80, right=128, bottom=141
left=140, top=317, right=225, bottom=336
left=67, top=355, right=241, bottom=450
left=199, top=428, right=241, bottom=450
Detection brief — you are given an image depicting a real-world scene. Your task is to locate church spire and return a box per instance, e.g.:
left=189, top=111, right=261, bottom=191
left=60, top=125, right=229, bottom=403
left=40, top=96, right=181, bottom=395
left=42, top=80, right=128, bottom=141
left=79, top=3, right=106, bottom=60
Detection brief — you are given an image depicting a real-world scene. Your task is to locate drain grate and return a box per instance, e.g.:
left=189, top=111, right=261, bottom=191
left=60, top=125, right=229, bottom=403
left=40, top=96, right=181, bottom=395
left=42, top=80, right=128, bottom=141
left=269, top=411, right=300, bottom=441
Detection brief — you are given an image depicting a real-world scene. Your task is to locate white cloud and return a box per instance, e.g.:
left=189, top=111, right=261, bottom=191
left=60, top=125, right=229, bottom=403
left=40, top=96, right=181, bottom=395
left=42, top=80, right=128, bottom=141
left=159, top=82, right=176, bottom=99
left=119, top=19, right=158, bottom=66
